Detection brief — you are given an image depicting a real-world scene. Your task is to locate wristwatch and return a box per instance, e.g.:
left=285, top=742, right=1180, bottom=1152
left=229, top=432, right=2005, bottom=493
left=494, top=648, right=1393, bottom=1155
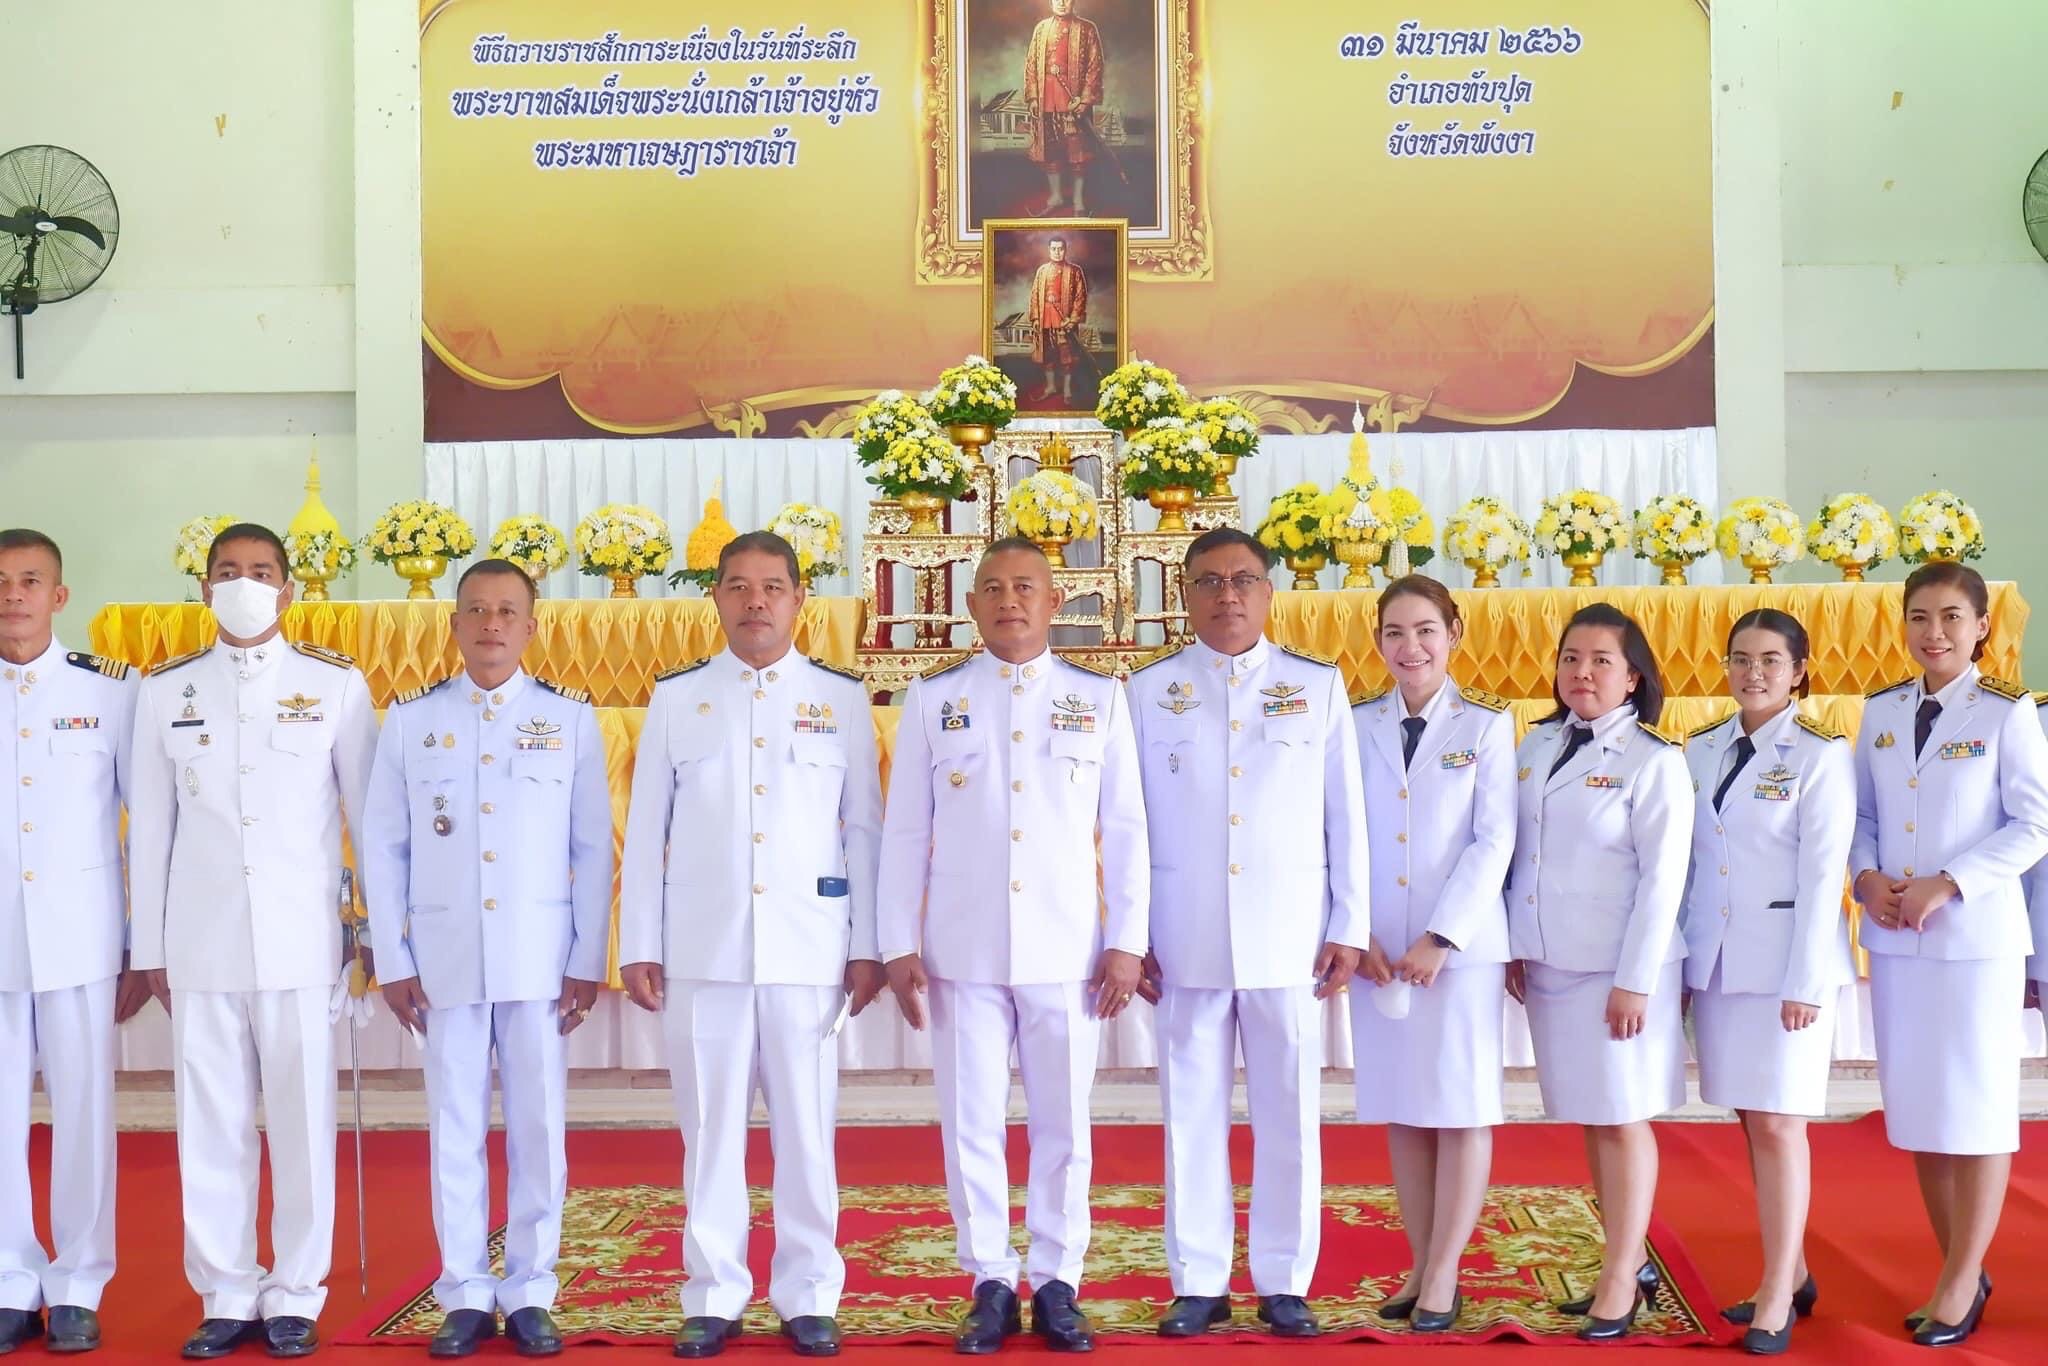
left=1427, top=931, right=1456, bottom=949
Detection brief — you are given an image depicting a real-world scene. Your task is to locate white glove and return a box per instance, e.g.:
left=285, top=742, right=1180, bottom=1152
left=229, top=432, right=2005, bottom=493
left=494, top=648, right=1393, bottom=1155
left=327, top=963, right=377, bottom=1029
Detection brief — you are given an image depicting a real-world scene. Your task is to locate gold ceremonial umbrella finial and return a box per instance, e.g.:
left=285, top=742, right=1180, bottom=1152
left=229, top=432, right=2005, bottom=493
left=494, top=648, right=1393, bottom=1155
left=287, top=439, right=344, bottom=540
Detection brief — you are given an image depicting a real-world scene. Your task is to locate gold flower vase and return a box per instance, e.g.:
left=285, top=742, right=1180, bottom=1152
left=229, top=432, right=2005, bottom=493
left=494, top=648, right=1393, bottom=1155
left=1835, top=555, right=1872, bottom=582
left=293, top=568, right=336, bottom=603
left=391, top=554, right=448, bottom=600
left=1740, top=553, right=1779, bottom=585
left=1213, top=453, right=1241, bottom=499
left=1333, top=538, right=1384, bottom=589
left=1147, top=485, right=1196, bottom=532
left=899, top=490, right=949, bottom=535
left=1464, top=559, right=1502, bottom=588
left=1559, top=547, right=1605, bottom=587
left=948, top=423, right=994, bottom=467
left=1029, top=534, right=1072, bottom=567
left=1653, top=556, right=1691, bottom=587
left=1283, top=549, right=1329, bottom=590
left=607, top=572, right=640, bottom=599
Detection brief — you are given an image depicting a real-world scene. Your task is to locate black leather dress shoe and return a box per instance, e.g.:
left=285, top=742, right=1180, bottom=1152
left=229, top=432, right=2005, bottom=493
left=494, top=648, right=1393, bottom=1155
left=1575, top=1292, right=1644, bottom=1342
left=45, top=1305, right=100, bottom=1354
left=953, top=1282, right=1020, bottom=1355
left=672, top=1316, right=735, bottom=1358
left=1375, top=1294, right=1418, bottom=1322
left=504, top=1308, right=562, bottom=1357
left=1912, top=1284, right=1988, bottom=1348
left=1723, top=1274, right=1819, bottom=1326
left=1904, top=1271, right=1990, bottom=1333
left=1256, top=1295, right=1319, bottom=1338
left=1558, top=1259, right=1660, bottom=1316
left=1031, top=1282, right=1094, bottom=1353
left=181, top=1319, right=262, bottom=1360
left=1156, top=1295, right=1230, bottom=1337
left=262, top=1316, right=318, bottom=1358
left=781, top=1316, right=841, bottom=1357
left=428, top=1310, right=497, bottom=1358
left=1410, top=1290, right=1462, bottom=1335
left=0, top=1309, right=42, bottom=1355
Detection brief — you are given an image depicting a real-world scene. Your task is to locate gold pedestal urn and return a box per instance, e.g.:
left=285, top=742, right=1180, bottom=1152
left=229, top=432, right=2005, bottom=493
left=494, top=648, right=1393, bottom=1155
left=899, top=491, right=949, bottom=535
left=1560, top=548, right=1604, bottom=588
left=1147, top=485, right=1196, bottom=533
left=1333, top=538, right=1383, bottom=589
left=391, top=554, right=448, bottom=601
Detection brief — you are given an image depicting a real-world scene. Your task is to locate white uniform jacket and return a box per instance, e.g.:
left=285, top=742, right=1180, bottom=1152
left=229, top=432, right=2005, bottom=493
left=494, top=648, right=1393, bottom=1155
left=127, top=641, right=377, bottom=992
left=618, top=649, right=882, bottom=985
left=1127, top=638, right=1368, bottom=991
left=1351, top=680, right=1514, bottom=963
left=1509, top=704, right=1692, bottom=994
left=1851, top=668, right=2048, bottom=963
left=1680, top=705, right=1855, bottom=1003
left=876, top=649, right=1148, bottom=985
left=2028, top=694, right=2048, bottom=985
left=362, top=670, right=612, bottom=1005
left=0, top=641, right=138, bottom=993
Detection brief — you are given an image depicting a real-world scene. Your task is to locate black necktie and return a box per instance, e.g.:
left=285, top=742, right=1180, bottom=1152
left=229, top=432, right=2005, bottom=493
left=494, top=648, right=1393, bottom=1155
left=1549, top=724, right=1593, bottom=778
left=1915, top=698, right=1941, bottom=757
left=1711, top=735, right=1755, bottom=813
left=1400, top=716, right=1427, bottom=769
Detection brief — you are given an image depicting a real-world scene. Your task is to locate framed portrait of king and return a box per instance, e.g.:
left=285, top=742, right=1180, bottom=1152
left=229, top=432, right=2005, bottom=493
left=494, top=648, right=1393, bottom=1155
left=983, top=218, right=1129, bottom=418
left=920, top=0, right=1211, bottom=283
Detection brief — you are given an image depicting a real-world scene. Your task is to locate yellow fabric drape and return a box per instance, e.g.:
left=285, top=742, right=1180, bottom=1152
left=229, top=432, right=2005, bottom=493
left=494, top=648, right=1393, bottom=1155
left=89, top=597, right=867, bottom=709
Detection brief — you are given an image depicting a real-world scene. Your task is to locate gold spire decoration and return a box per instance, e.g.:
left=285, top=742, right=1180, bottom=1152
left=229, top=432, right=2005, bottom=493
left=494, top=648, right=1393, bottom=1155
left=286, top=439, right=343, bottom=539
left=685, top=479, right=739, bottom=573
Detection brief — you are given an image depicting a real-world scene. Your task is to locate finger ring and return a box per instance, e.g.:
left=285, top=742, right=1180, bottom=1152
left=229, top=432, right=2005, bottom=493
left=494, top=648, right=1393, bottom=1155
left=572, top=1007, right=589, bottom=1019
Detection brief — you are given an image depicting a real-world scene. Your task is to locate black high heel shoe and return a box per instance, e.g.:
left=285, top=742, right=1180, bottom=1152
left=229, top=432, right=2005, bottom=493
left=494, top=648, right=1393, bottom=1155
left=1912, top=1282, right=1988, bottom=1348
left=1409, top=1291, right=1462, bottom=1335
left=1374, top=1294, right=1418, bottom=1322
left=1723, top=1274, right=1819, bottom=1326
left=1903, top=1271, right=1990, bottom=1333
left=1575, top=1291, right=1645, bottom=1342
left=1742, top=1319, right=1794, bottom=1356
left=1558, top=1260, right=1659, bottom=1316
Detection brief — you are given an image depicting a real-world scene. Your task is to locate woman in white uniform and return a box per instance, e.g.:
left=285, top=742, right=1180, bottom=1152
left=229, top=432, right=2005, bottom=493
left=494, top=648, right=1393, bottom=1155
left=1680, top=609, right=1854, bottom=1356
left=1507, top=603, right=1692, bottom=1342
left=1349, top=575, right=1515, bottom=1335
left=1851, top=562, right=2048, bottom=1347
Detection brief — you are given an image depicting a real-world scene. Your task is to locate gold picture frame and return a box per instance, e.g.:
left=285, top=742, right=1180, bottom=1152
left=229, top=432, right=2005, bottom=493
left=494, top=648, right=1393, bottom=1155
left=919, top=0, right=1211, bottom=284
left=982, top=217, right=1130, bottom=418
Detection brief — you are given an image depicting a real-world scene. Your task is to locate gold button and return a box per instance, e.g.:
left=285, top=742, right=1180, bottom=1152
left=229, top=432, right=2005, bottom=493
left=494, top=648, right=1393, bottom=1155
left=1719, top=866, right=1728, bottom=876
left=949, top=772, right=966, bottom=787
left=16, top=728, right=26, bottom=739
left=1396, top=832, right=1407, bottom=843
left=1903, top=866, right=1914, bottom=877
left=698, top=702, right=712, bottom=715
left=753, top=832, right=765, bottom=844
left=753, top=737, right=766, bottom=749
left=1527, top=895, right=1535, bottom=905
left=1011, top=829, right=1023, bottom=842
left=754, top=784, right=767, bottom=796
left=1228, top=676, right=1241, bottom=687
left=1230, top=720, right=1243, bottom=733
left=1012, top=685, right=1024, bottom=696
left=492, top=693, right=504, bottom=705
left=2, top=670, right=11, bottom=680
left=1398, top=788, right=1408, bottom=800
left=1905, top=822, right=1915, bottom=833
left=481, top=802, right=495, bottom=814
left=1000, top=665, right=1013, bottom=679
left=481, top=754, right=494, bottom=765
left=1908, top=777, right=1919, bottom=789
left=19, top=822, right=29, bottom=833
left=1229, top=863, right=1242, bottom=875
left=21, top=871, right=31, bottom=883
left=1397, top=876, right=1409, bottom=887
left=1012, top=780, right=1023, bottom=792
left=18, top=777, right=29, bottom=787
left=1714, top=825, right=1723, bottom=835
left=484, top=898, right=498, bottom=910
left=740, top=670, right=753, bottom=681
left=482, top=710, right=496, bottom=722
left=1230, top=765, right=1243, bottom=778
left=754, top=689, right=766, bottom=700
left=1023, top=665, right=1036, bottom=680
left=469, top=691, right=482, bottom=703
left=765, top=671, right=778, bottom=683
left=1011, top=879, right=1023, bottom=892
left=483, top=851, right=497, bottom=862
left=1012, top=730, right=1024, bottom=742
left=753, top=883, right=766, bottom=895
left=1230, top=813, right=1243, bottom=825
left=1721, top=907, right=1729, bottom=917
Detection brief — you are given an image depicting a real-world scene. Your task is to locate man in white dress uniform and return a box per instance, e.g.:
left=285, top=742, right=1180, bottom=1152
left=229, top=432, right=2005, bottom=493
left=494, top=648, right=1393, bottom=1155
left=878, top=538, right=1148, bottom=1355
left=1125, top=529, right=1367, bottom=1338
left=0, top=529, right=143, bottom=1356
left=126, top=524, right=379, bottom=1360
left=619, top=532, right=884, bottom=1360
left=363, top=558, right=612, bottom=1359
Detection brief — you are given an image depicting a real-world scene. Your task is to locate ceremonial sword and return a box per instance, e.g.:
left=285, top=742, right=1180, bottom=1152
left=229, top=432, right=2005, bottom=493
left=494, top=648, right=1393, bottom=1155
left=340, top=868, right=370, bottom=1297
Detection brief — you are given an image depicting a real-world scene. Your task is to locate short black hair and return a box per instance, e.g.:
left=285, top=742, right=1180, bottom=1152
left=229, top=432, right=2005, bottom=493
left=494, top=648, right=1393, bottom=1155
left=715, top=531, right=801, bottom=586
left=1544, top=602, right=1668, bottom=725
left=977, top=536, right=1050, bottom=576
left=456, top=557, right=537, bottom=605
left=0, top=528, right=62, bottom=577
left=1183, top=527, right=1274, bottom=572
left=1048, top=235, right=1067, bottom=248
left=206, top=523, right=288, bottom=577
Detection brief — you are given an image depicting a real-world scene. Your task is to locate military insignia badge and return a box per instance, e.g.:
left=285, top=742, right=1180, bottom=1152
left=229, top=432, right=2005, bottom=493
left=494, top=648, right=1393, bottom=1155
left=1873, top=732, right=1895, bottom=749
left=1519, top=766, right=1532, bottom=782
left=276, top=693, right=323, bottom=723
left=517, top=716, right=562, bottom=737
left=1939, top=739, right=1986, bottom=760
left=1753, top=783, right=1792, bottom=801
left=52, top=716, right=100, bottom=730
left=1584, top=774, right=1623, bottom=789
left=940, top=699, right=970, bottom=731
left=794, top=701, right=839, bottom=735
left=1761, top=764, right=1796, bottom=783
left=1050, top=710, right=1097, bottom=733
left=1160, top=680, right=1200, bottom=714
left=1260, top=682, right=1308, bottom=717
left=1439, top=749, right=1477, bottom=769
left=1054, top=693, right=1097, bottom=714
left=432, top=794, right=453, bottom=836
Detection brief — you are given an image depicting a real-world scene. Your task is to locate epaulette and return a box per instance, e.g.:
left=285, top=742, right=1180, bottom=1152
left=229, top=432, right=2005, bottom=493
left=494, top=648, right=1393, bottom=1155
left=1127, top=641, right=1186, bottom=674
left=808, top=655, right=866, bottom=684
left=149, top=648, right=208, bottom=676
left=393, top=677, right=453, bottom=706
left=1350, top=684, right=1389, bottom=708
left=536, top=677, right=591, bottom=704
left=1866, top=677, right=1912, bottom=699
left=2034, top=690, right=2048, bottom=707
left=654, top=657, right=713, bottom=684
left=1637, top=721, right=1679, bottom=747
left=919, top=652, right=972, bottom=681
left=1976, top=674, right=2027, bottom=702
left=290, top=641, right=355, bottom=669
left=1059, top=654, right=1118, bottom=678
left=1278, top=644, right=1336, bottom=668
left=1686, top=715, right=1731, bottom=740
left=1795, top=713, right=1847, bottom=742
left=1459, top=686, right=1509, bottom=713
left=65, top=650, right=130, bottom=681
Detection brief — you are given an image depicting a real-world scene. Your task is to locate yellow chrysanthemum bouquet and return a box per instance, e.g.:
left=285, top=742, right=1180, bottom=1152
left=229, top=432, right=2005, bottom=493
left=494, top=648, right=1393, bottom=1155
left=1632, top=494, right=1715, bottom=584
left=767, top=502, right=844, bottom=584
left=1096, top=358, right=1190, bottom=432
left=1806, top=494, right=1897, bottom=579
left=489, top=515, right=569, bottom=583
left=363, top=500, right=477, bottom=563
left=283, top=529, right=358, bottom=579
left=576, top=504, right=673, bottom=587
left=1256, top=484, right=1341, bottom=564
left=923, top=355, right=1018, bottom=429
left=1717, top=496, right=1804, bottom=582
left=1009, top=471, right=1098, bottom=543
left=868, top=430, right=972, bottom=500
left=1534, top=490, right=1629, bottom=559
left=1898, top=490, right=1984, bottom=564
left=1119, top=417, right=1221, bottom=498
left=1185, top=397, right=1260, bottom=459
left=853, top=391, right=941, bottom=464
left=1442, top=496, right=1533, bottom=585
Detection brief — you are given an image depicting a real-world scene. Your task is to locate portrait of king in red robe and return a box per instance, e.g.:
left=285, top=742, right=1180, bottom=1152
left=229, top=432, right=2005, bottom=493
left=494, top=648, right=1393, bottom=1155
left=1028, top=236, right=1089, bottom=403
left=1023, top=0, right=1105, bottom=213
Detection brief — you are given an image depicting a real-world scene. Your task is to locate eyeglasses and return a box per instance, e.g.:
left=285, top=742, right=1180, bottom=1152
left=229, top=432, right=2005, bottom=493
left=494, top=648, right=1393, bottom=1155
left=1723, top=653, right=1795, bottom=677
left=1189, top=572, right=1272, bottom=597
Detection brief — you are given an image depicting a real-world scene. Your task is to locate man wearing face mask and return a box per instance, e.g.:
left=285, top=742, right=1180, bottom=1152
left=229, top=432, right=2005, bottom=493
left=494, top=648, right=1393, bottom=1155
left=127, top=523, right=379, bottom=1360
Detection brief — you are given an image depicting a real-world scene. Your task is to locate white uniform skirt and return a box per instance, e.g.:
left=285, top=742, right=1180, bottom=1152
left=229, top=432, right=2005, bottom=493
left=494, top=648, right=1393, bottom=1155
left=1692, top=963, right=1840, bottom=1117
left=1525, top=959, right=1686, bottom=1125
left=1349, top=961, right=1506, bottom=1129
left=1869, top=953, right=2023, bottom=1155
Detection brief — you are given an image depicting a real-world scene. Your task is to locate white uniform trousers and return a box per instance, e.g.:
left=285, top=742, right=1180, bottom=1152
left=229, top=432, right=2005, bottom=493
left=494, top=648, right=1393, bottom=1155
left=929, top=979, right=1099, bottom=1292
left=421, top=1000, right=567, bottom=1314
left=663, top=981, right=844, bottom=1320
left=1157, top=985, right=1322, bottom=1297
left=171, top=986, right=334, bottom=1321
left=0, top=978, right=117, bottom=1311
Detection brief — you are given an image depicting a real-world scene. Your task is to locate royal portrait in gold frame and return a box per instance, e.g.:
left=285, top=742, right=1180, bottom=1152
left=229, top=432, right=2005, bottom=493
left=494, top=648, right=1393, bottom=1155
left=921, top=0, right=1211, bottom=283
left=983, top=217, right=1130, bottom=418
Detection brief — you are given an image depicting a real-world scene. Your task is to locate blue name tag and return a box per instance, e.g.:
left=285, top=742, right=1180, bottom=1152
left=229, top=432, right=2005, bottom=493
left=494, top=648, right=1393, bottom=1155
left=817, top=877, right=849, bottom=897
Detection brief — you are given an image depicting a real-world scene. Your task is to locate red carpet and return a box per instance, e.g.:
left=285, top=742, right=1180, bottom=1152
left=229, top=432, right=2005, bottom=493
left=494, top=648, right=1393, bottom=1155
left=22, top=1114, right=2048, bottom=1361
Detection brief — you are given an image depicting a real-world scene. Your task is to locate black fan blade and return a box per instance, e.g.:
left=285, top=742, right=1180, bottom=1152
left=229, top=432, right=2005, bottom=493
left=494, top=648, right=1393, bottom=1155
left=0, top=211, right=45, bottom=237
left=48, top=216, right=105, bottom=249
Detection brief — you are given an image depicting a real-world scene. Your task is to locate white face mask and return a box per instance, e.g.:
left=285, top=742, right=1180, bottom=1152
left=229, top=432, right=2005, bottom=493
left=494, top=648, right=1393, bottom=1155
left=209, top=576, right=281, bottom=639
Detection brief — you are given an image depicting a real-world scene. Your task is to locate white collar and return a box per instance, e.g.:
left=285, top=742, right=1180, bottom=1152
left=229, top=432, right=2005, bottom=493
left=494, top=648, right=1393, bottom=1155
left=1915, top=665, right=1978, bottom=710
